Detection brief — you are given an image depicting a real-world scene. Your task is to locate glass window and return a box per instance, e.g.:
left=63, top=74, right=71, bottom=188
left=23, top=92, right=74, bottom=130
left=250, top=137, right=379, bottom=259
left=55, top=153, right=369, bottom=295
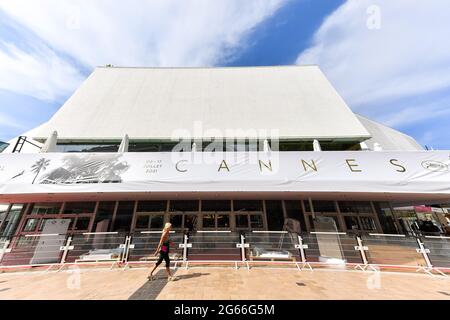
left=284, top=201, right=301, bottom=219
left=202, top=200, right=231, bottom=212
left=64, top=202, right=96, bottom=214
left=0, top=204, right=25, bottom=237
left=250, top=215, right=264, bottom=229
left=373, top=202, right=398, bottom=234
left=313, top=201, right=336, bottom=213
left=203, top=214, right=216, bottom=228
left=170, top=215, right=183, bottom=228
left=278, top=141, right=313, bottom=152
left=0, top=203, right=9, bottom=222
left=160, top=143, right=178, bottom=152
left=56, top=143, right=119, bottom=153
left=345, top=216, right=360, bottom=231
left=28, top=203, right=61, bottom=215
left=136, top=216, right=150, bottom=229
left=137, top=201, right=167, bottom=212
left=150, top=215, right=165, bottom=229
left=234, top=200, right=262, bottom=212
left=23, top=218, right=39, bottom=232
left=284, top=200, right=306, bottom=231
left=265, top=200, right=284, bottom=231
left=360, top=217, right=377, bottom=231
left=236, top=215, right=249, bottom=228
left=0, top=141, right=9, bottom=152
left=320, top=141, right=361, bottom=151
left=74, top=217, right=91, bottom=231
left=339, top=201, right=372, bottom=214
left=169, top=200, right=199, bottom=212
left=93, top=202, right=115, bottom=232
left=113, top=201, right=135, bottom=232
left=128, top=143, right=160, bottom=152
left=217, top=215, right=230, bottom=228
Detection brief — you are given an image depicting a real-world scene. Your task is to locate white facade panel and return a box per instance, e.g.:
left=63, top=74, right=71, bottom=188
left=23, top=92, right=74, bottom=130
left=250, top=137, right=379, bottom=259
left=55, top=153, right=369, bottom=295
left=31, top=66, right=371, bottom=141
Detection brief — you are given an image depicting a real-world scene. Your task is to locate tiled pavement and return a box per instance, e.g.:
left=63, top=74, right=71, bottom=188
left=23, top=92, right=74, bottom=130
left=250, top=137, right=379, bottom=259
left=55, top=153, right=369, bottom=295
left=0, top=266, right=449, bottom=300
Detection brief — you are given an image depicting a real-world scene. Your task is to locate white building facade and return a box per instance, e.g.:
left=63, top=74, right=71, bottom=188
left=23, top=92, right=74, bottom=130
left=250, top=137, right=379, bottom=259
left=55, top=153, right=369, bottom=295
left=0, top=66, right=448, bottom=238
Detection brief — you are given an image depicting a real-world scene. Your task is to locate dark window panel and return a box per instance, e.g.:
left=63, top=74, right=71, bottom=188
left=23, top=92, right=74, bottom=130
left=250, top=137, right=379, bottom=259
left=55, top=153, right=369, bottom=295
left=74, top=217, right=91, bottom=231
left=169, top=200, right=199, bottom=212
left=28, top=203, right=62, bottom=215
left=233, top=200, right=262, bottom=212
left=150, top=215, right=165, bottom=229
left=265, top=201, right=284, bottom=231
left=339, top=201, right=373, bottom=214
left=64, top=202, right=96, bottom=214
left=235, top=215, right=249, bottom=228
left=137, top=201, right=167, bottom=212
left=113, top=201, right=135, bottom=232
left=202, top=200, right=231, bottom=212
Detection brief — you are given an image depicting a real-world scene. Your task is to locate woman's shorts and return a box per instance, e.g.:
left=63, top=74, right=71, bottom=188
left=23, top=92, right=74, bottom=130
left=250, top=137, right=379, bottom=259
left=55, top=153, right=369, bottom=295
left=156, top=252, right=170, bottom=268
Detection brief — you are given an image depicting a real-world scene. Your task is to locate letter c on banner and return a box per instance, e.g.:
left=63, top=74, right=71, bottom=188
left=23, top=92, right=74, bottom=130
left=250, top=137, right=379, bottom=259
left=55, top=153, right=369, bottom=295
left=176, top=160, right=188, bottom=173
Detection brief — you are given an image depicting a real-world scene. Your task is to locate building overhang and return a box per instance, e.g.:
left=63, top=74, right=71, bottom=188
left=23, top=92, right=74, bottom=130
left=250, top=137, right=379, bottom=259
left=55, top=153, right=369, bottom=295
left=0, top=150, right=449, bottom=204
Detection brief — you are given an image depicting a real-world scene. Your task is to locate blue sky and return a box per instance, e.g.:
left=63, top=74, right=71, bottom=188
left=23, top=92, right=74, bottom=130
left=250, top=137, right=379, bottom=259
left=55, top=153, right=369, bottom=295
left=0, top=0, right=449, bottom=149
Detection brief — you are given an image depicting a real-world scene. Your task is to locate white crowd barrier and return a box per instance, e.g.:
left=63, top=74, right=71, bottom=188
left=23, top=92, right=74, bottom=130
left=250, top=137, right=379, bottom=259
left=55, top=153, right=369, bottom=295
left=0, top=231, right=448, bottom=277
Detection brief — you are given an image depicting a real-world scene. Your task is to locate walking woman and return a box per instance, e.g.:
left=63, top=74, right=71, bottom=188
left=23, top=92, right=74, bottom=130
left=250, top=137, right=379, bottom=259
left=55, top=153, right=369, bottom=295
left=148, top=222, right=175, bottom=281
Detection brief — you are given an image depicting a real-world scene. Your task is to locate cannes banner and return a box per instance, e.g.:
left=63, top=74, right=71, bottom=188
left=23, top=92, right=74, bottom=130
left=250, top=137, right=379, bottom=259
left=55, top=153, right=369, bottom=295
left=0, top=151, right=449, bottom=195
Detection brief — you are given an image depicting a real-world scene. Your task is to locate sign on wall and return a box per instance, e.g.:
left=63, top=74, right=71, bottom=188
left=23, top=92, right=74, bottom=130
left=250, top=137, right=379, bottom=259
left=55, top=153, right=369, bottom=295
left=0, top=151, right=449, bottom=195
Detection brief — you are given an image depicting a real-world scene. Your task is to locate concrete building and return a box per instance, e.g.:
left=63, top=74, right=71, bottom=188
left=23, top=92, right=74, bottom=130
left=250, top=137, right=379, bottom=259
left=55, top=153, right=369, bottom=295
left=0, top=65, right=448, bottom=238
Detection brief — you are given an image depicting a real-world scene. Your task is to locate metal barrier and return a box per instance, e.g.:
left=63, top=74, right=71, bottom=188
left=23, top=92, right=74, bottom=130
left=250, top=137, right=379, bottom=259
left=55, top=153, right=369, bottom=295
left=0, top=234, right=67, bottom=268
left=62, top=232, right=128, bottom=269
left=361, top=233, right=428, bottom=272
left=299, top=232, right=363, bottom=269
left=244, top=231, right=301, bottom=269
left=124, top=231, right=184, bottom=268
left=185, top=231, right=242, bottom=269
left=421, top=236, right=450, bottom=275
left=0, top=231, right=448, bottom=276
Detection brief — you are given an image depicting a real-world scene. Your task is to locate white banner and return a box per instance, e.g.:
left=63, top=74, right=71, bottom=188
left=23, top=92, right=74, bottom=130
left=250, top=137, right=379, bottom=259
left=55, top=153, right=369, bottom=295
left=0, top=151, right=449, bottom=195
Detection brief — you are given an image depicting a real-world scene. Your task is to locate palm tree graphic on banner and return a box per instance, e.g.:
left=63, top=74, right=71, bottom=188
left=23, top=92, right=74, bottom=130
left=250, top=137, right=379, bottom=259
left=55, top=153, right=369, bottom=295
left=31, top=158, right=51, bottom=184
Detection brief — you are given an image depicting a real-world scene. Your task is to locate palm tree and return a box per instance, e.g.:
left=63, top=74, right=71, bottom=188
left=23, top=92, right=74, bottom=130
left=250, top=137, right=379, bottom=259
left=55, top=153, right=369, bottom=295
left=31, top=158, right=50, bottom=184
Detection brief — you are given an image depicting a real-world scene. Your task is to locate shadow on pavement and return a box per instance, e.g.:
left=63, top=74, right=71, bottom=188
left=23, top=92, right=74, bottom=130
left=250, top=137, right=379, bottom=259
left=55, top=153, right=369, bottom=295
left=128, top=271, right=209, bottom=300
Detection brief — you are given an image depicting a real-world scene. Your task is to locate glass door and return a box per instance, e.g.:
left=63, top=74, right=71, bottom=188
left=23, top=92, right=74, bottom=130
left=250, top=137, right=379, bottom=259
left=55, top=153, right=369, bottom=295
left=202, top=212, right=230, bottom=230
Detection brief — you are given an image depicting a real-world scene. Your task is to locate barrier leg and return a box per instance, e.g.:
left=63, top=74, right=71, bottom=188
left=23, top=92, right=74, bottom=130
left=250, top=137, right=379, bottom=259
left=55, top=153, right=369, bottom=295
left=0, top=240, right=10, bottom=264
left=415, top=238, right=446, bottom=277
left=354, top=236, right=370, bottom=272
left=57, top=236, right=73, bottom=273
left=296, top=236, right=313, bottom=271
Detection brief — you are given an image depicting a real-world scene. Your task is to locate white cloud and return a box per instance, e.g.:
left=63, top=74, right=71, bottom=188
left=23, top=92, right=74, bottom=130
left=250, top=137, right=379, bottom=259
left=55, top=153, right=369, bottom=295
left=296, top=0, right=450, bottom=127
left=0, top=0, right=285, bottom=68
left=0, top=0, right=286, bottom=140
left=0, top=42, right=85, bottom=101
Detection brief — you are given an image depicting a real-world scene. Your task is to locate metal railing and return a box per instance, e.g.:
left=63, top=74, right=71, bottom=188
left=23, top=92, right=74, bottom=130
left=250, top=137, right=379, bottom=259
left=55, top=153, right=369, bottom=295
left=243, top=231, right=301, bottom=269
left=185, top=231, right=242, bottom=268
left=0, top=234, right=66, bottom=268
left=62, top=232, right=128, bottom=269
left=0, top=231, right=448, bottom=276
left=361, top=234, right=427, bottom=269
left=421, top=236, right=450, bottom=273
left=300, top=232, right=363, bottom=267
left=124, top=231, right=184, bottom=268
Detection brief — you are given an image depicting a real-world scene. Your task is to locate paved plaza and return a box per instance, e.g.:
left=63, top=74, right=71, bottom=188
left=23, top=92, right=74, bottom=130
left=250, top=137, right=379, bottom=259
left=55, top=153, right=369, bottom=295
left=0, top=266, right=449, bottom=300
